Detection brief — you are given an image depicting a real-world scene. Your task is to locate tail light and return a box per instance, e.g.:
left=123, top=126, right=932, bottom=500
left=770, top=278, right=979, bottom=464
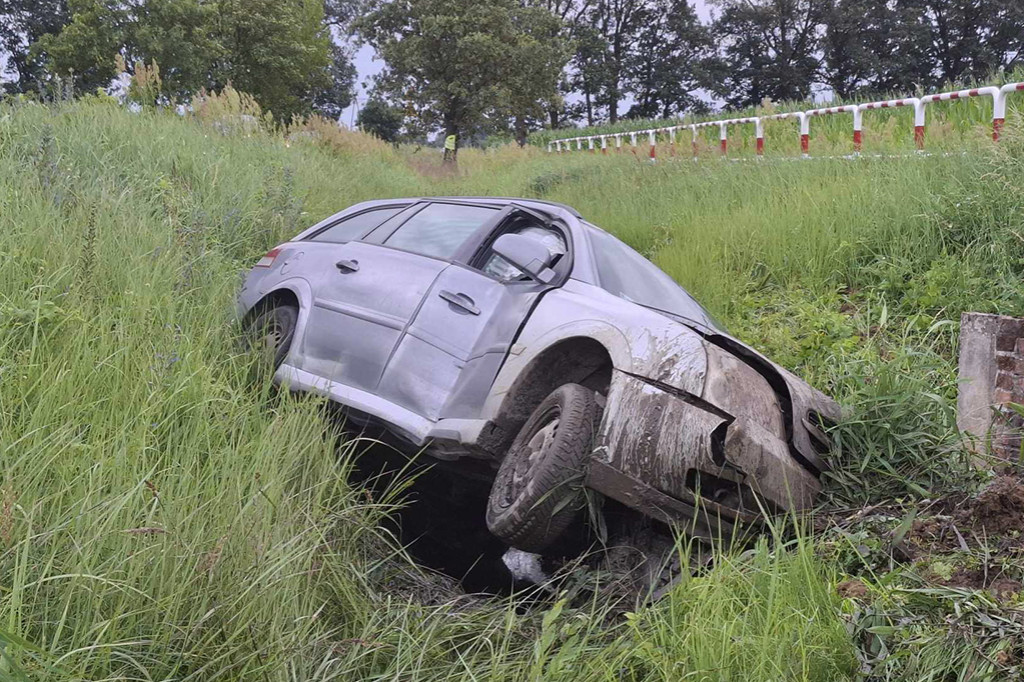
left=255, top=247, right=282, bottom=268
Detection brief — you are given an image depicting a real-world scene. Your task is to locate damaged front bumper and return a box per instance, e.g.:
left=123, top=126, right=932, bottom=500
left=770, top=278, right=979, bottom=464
left=590, top=370, right=824, bottom=537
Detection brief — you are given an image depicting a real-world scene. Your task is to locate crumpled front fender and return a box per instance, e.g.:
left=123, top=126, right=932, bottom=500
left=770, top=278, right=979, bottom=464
left=596, top=370, right=821, bottom=519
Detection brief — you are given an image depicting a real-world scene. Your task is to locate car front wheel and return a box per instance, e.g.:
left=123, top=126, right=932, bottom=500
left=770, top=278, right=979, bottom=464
left=486, top=383, right=598, bottom=553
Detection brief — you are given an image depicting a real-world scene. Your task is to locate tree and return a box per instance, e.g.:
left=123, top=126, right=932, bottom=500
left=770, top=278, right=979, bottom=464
left=30, top=0, right=347, bottom=120
left=358, top=0, right=569, bottom=162
left=211, top=0, right=333, bottom=120
left=311, top=41, right=357, bottom=119
left=32, top=0, right=125, bottom=94
left=495, top=4, right=568, bottom=145
left=128, top=0, right=224, bottom=98
left=821, top=0, right=933, bottom=98
left=536, top=0, right=596, bottom=127
left=711, top=0, right=828, bottom=108
left=623, top=0, right=714, bottom=119
left=0, top=0, right=70, bottom=94
left=569, top=22, right=613, bottom=126
left=821, top=0, right=1023, bottom=99
left=357, top=96, right=403, bottom=142
left=588, top=0, right=650, bottom=122
left=987, top=0, right=1024, bottom=75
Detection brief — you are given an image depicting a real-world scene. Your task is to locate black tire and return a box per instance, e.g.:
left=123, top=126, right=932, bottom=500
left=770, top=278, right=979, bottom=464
left=486, top=383, right=598, bottom=553
left=246, top=304, right=298, bottom=370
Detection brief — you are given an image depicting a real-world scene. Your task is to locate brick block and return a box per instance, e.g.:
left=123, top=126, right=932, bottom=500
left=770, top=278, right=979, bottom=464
left=994, top=388, right=1014, bottom=404
left=997, top=352, right=1018, bottom=372
left=998, top=334, right=1019, bottom=352
left=997, top=370, right=1014, bottom=390
left=999, top=316, right=1024, bottom=337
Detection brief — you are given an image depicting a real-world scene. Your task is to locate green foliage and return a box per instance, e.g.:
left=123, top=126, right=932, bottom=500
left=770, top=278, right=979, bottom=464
left=29, top=0, right=342, bottom=120
left=357, top=97, right=404, bottom=143
left=32, top=0, right=125, bottom=93
left=0, top=0, right=71, bottom=95
left=358, top=0, right=570, bottom=154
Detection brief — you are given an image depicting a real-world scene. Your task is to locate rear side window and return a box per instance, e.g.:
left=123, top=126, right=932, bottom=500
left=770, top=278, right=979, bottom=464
left=309, top=207, right=403, bottom=243
left=384, top=203, right=496, bottom=260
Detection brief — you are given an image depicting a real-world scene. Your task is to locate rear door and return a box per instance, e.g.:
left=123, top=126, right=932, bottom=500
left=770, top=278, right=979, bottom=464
left=298, top=202, right=500, bottom=392
left=376, top=209, right=571, bottom=421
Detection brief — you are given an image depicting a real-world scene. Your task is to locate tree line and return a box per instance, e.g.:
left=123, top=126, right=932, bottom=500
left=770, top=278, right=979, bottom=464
left=2, top=0, right=1022, bottom=151
left=0, top=0, right=358, bottom=120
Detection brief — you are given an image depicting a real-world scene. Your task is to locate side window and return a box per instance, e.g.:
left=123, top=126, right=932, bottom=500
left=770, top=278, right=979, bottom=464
left=481, top=224, right=567, bottom=282
left=308, top=207, right=403, bottom=243
left=383, top=203, right=497, bottom=260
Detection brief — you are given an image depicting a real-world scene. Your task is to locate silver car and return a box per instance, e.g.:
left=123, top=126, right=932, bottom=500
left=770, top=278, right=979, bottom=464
left=238, top=197, right=840, bottom=552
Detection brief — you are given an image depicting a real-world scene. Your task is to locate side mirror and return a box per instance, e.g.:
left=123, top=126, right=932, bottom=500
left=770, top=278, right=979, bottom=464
left=492, top=233, right=557, bottom=284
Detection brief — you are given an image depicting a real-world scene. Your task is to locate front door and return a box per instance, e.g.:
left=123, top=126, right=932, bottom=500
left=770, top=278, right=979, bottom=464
left=377, top=217, right=570, bottom=421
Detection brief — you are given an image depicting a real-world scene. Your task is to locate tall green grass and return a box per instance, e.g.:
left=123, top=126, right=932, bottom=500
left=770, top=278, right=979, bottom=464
left=2, top=94, right=1023, bottom=679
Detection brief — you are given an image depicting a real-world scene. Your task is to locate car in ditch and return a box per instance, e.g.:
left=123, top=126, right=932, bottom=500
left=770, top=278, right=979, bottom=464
left=237, top=197, right=841, bottom=555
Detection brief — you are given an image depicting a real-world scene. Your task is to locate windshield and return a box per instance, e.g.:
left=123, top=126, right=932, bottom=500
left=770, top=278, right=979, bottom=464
left=585, top=224, right=724, bottom=331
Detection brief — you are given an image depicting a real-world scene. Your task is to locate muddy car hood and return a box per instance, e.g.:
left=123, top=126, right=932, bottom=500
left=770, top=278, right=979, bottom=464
left=656, top=313, right=841, bottom=476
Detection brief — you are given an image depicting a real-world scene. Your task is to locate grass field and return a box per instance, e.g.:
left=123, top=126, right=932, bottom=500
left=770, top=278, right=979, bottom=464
left=3, top=92, right=1024, bottom=680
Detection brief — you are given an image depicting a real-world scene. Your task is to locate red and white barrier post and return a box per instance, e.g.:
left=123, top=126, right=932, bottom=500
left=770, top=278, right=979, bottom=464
left=600, top=135, right=608, bottom=154
left=994, top=83, right=1023, bottom=140
left=853, top=107, right=863, bottom=152
left=806, top=105, right=858, bottom=154
left=857, top=97, right=922, bottom=150
left=766, top=112, right=809, bottom=156
left=648, top=129, right=657, bottom=161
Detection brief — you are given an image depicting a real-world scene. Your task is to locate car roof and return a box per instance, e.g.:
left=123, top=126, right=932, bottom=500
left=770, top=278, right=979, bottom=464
left=403, top=196, right=582, bottom=220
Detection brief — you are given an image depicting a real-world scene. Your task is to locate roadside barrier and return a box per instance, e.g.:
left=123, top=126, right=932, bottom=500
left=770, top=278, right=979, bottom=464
left=546, top=82, right=1023, bottom=159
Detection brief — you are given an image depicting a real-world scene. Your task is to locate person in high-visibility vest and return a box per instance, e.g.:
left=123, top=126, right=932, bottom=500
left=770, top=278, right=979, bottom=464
left=443, top=133, right=457, bottom=163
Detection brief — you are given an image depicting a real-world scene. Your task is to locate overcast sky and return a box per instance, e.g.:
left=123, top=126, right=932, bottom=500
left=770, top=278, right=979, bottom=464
left=339, top=0, right=715, bottom=127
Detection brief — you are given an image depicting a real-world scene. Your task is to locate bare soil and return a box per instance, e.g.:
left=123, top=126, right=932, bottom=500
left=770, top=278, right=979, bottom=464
left=964, top=475, right=1024, bottom=535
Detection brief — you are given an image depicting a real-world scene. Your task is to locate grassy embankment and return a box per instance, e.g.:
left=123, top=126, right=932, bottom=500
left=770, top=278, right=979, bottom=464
left=2, top=92, right=1024, bottom=680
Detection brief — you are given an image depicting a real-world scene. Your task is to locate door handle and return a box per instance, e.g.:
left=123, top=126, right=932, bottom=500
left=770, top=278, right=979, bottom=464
left=438, top=290, right=480, bottom=315
left=335, top=258, right=359, bottom=273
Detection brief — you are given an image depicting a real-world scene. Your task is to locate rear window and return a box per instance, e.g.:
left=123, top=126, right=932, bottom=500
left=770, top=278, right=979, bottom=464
left=309, top=206, right=403, bottom=243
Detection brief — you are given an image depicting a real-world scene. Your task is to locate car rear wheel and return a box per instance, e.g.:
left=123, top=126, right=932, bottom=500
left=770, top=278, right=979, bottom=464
left=246, top=304, right=298, bottom=370
left=486, top=383, right=598, bottom=553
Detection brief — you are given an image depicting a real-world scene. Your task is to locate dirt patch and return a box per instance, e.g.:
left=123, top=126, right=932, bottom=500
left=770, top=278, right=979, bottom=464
left=989, top=577, right=1022, bottom=602
left=963, top=475, right=1024, bottom=535
left=837, top=578, right=870, bottom=600
left=905, top=476, right=1024, bottom=557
